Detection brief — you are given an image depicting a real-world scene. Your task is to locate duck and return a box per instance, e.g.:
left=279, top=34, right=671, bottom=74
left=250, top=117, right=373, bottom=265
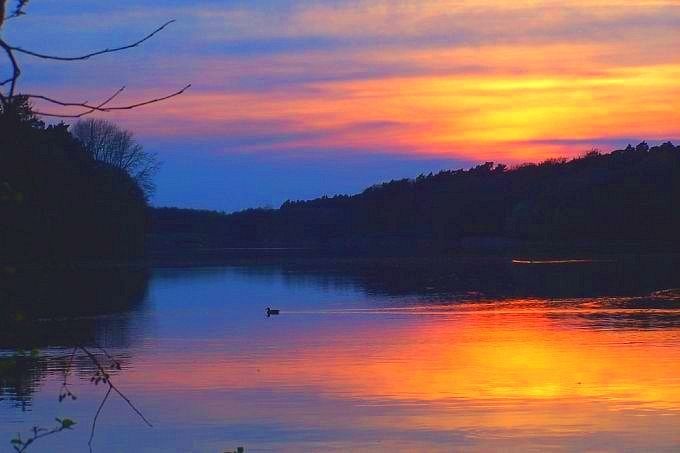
left=266, top=307, right=280, bottom=317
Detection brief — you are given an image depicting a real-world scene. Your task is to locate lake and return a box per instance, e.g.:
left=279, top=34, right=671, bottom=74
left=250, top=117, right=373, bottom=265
left=2, top=255, right=680, bottom=452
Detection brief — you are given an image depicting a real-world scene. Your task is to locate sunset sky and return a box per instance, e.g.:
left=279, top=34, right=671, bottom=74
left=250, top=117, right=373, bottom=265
left=6, top=1, right=680, bottom=211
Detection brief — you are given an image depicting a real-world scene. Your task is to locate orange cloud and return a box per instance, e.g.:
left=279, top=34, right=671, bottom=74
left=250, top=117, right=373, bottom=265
left=27, top=0, right=680, bottom=165
left=97, top=49, right=679, bottom=162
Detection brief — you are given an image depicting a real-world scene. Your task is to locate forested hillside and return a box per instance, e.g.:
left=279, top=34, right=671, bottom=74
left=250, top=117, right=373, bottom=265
left=151, top=141, right=680, bottom=252
left=0, top=99, right=148, bottom=261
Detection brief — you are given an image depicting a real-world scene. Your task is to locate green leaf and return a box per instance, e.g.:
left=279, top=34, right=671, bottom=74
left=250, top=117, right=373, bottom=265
left=60, top=419, right=76, bottom=429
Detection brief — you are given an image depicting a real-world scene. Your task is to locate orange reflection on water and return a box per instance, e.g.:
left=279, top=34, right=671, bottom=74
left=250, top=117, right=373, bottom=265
left=134, top=306, right=680, bottom=400
left=123, top=300, right=680, bottom=448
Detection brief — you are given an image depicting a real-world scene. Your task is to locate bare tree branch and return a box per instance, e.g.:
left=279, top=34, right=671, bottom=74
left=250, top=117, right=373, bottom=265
left=92, top=86, right=127, bottom=108
left=70, top=117, right=161, bottom=199
left=88, top=386, right=112, bottom=453
left=2, top=0, right=29, bottom=23
left=35, top=86, right=127, bottom=119
left=78, top=346, right=153, bottom=428
left=29, top=84, right=191, bottom=118
left=12, top=422, right=75, bottom=453
left=0, top=38, right=21, bottom=98
left=9, top=20, right=176, bottom=61
left=58, top=347, right=78, bottom=404
left=0, top=14, right=189, bottom=117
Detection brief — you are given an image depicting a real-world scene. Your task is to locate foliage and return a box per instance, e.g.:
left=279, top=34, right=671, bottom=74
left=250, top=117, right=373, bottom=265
left=2, top=342, right=152, bottom=452
left=150, top=142, right=680, bottom=251
left=0, top=99, right=148, bottom=262
left=1, top=265, right=153, bottom=450
left=11, top=418, right=76, bottom=453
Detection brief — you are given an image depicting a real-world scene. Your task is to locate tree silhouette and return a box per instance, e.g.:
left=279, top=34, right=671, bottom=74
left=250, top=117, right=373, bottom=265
left=0, top=100, right=149, bottom=261
left=150, top=142, right=680, bottom=252
left=72, top=118, right=160, bottom=200
left=1, top=3, right=187, bottom=450
left=0, top=0, right=190, bottom=117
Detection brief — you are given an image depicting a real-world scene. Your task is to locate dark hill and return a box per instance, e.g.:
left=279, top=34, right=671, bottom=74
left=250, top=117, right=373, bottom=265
left=0, top=98, right=148, bottom=262
left=150, top=142, right=680, bottom=254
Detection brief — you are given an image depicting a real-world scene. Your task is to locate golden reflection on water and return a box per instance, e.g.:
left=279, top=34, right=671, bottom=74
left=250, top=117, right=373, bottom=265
left=124, top=299, right=680, bottom=449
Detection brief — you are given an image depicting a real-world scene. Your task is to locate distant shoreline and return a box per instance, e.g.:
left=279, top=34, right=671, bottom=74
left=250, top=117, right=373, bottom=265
left=3, top=239, right=680, bottom=269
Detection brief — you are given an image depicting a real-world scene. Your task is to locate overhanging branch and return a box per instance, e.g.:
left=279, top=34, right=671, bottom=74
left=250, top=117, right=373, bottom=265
left=0, top=38, right=21, bottom=97
left=9, top=20, right=176, bottom=61
left=0, top=10, right=189, bottom=119
left=29, top=84, right=191, bottom=118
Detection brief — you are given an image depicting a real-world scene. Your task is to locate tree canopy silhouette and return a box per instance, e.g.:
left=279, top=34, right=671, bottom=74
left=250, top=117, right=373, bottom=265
left=72, top=119, right=160, bottom=200
left=1, top=98, right=148, bottom=261
left=150, top=142, right=680, bottom=253
left=0, top=2, right=191, bottom=261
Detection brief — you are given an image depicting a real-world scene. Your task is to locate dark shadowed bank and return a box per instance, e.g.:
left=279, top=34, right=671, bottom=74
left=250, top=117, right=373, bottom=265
left=0, top=98, right=147, bottom=264
left=150, top=142, right=680, bottom=258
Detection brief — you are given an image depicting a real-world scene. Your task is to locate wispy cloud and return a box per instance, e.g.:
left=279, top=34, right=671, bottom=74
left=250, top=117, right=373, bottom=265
left=6, top=1, right=680, bottom=209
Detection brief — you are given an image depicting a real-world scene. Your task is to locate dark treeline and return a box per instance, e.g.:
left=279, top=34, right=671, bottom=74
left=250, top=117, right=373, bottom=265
left=3, top=91, right=679, bottom=260
left=151, top=141, right=680, bottom=253
left=0, top=98, right=148, bottom=262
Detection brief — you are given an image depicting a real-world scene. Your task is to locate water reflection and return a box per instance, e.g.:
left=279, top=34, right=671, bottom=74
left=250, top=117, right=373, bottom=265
left=218, top=253, right=680, bottom=299
left=1, top=257, right=680, bottom=451
left=0, top=267, right=149, bottom=411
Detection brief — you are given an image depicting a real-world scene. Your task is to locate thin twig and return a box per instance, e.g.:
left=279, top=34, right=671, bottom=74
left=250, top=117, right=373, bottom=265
left=30, top=84, right=191, bottom=118
left=107, top=381, right=153, bottom=428
left=93, top=86, right=127, bottom=108
left=3, top=0, right=29, bottom=22
left=88, top=386, right=112, bottom=452
left=0, top=38, right=20, bottom=97
left=78, top=346, right=153, bottom=428
left=59, top=347, right=78, bottom=401
left=1, top=16, right=188, bottom=117
left=14, top=426, right=69, bottom=453
left=9, top=20, right=176, bottom=61
left=65, top=85, right=127, bottom=118
left=66, top=347, right=77, bottom=371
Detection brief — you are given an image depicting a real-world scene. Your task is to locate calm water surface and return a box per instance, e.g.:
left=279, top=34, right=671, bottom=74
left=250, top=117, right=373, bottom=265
left=2, top=256, right=680, bottom=452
